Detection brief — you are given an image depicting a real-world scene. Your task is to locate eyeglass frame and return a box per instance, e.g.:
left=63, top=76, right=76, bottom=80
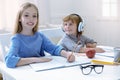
left=80, top=64, right=104, bottom=75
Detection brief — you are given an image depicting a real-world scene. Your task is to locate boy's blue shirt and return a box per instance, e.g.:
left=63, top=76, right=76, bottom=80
left=5, top=32, right=63, bottom=68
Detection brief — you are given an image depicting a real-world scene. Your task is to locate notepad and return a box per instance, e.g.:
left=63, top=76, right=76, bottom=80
left=96, top=46, right=114, bottom=58
left=97, top=45, right=114, bottom=52
left=91, top=59, right=114, bottom=65
left=91, top=55, right=114, bottom=65
left=29, top=56, right=91, bottom=72
left=96, top=52, right=114, bottom=58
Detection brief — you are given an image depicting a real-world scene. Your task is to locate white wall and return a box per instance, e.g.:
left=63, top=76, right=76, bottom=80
left=47, top=0, right=120, bottom=47
left=0, top=0, right=6, bottom=30
left=0, top=0, right=120, bottom=47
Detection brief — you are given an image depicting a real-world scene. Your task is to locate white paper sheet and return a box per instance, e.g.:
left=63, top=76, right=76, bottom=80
left=29, top=56, right=91, bottom=72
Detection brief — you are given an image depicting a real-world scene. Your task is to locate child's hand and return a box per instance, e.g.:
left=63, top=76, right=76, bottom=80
left=86, top=43, right=97, bottom=48
left=67, top=52, right=75, bottom=62
left=60, top=50, right=75, bottom=62
left=95, top=47, right=105, bottom=53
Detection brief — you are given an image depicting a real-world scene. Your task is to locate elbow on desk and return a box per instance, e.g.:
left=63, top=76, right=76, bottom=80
left=5, top=60, right=16, bottom=68
left=5, top=62, right=16, bottom=68
left=5, top=57, right=17, bottom=68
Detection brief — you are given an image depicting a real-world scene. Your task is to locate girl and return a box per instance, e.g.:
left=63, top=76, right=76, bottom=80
left=5, top=3, right=75, bottom=68
left=59, top=14, right=105, bottom=53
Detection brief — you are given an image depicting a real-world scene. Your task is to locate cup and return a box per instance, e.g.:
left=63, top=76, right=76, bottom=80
left=114, top=47, right=120, bottom=62
left=85, top=49, right=96, bottom=58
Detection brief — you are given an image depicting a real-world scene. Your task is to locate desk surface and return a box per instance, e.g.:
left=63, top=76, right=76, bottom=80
left=0, top=62, right=120, bottom=80
left=0, top=46, right=120, bottom=80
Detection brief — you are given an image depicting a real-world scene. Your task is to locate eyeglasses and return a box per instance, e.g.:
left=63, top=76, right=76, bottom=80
left=80, top=64, right=104, bottom=75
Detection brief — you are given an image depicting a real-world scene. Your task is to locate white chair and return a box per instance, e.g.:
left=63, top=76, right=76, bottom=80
left=40, top=28, right=64, bottom=44
left=0, top=28, right=64, bottom=61
left=0, top=33, right=12, bottom=62
left=0, top=28, right=64, bottom=80
left=0, top=33, right=12, bottom=80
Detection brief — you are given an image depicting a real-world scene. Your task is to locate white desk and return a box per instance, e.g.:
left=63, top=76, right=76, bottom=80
left=0, top=58, right=120, bottom=80
left=1, top=46, right=120, bottom=80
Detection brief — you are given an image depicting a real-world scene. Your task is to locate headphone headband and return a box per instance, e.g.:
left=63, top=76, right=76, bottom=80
left=71, top=14, right=84, bottom=32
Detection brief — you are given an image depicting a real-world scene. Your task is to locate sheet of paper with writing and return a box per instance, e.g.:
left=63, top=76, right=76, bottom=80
left=57, top=56, right=91, bottom=67
left=91, top=55, right=114, bottom=65
left=96, top=52, right=114, bottom=58
left=29, top=56, right=91, bottom=72
left=96, top=45, right=114, bottom=58
left=29, top=56, right=64, bottom=72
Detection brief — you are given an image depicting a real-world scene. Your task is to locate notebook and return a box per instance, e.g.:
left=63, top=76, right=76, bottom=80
left=96, top=52, right=114, bottom=58
left=29, top=56, right=91, bottom=72
left=96, top=46, right=114, bottom=58
left=91, top=55, right=114, bottom=65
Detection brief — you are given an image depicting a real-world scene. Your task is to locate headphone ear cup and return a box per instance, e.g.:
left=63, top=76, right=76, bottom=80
left=78, top=22, right=84, bottom=32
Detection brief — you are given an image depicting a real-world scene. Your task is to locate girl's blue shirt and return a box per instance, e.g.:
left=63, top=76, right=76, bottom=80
left=5, top=32, right=63, bottom=68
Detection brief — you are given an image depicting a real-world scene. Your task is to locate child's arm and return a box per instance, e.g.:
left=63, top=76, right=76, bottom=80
left=85, top=42, right=105, bottom=53
left=16, top=57, right=52, bottom=67
left=86, top=42, right=97, bottom=48
left=79, top=47, right=105, bottom=53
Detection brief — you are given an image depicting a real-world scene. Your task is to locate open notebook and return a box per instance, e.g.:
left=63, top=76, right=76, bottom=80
left=91, top=54, right=114, bottom=65
left=96, top=46, right=114, bottom=58
left=29, top=56, right=91, bottom=72
left=96, top=52, right=114, bottom=58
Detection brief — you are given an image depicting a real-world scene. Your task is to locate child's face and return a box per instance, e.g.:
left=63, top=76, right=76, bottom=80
left=63, top=20, right=77, bottom=35
left=19, top=6, right=38, bottom=31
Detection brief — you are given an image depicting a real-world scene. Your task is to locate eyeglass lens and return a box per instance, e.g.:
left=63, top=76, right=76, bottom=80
left=94, top=66, right=103, bottom=74
left=81, top=67, right=92, bottom=75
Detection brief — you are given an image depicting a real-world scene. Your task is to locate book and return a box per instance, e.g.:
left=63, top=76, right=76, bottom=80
left=29, top=56, right=91, bottom=72
left=96, top=45, right=114, bottom=58
left=91, top=59, right=114, bottom=65
left=91, top=55, right=114, bottom=65
left=97, top=45, right=114, bottom=52
left=96, top=52, right=114, bottom=58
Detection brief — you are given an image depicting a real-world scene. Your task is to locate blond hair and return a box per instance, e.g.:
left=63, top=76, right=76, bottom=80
left=13, top=2, right=39, bottom=34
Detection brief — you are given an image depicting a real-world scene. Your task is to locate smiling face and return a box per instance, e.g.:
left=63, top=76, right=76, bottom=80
left=63, top=20, right=77, bottom=35
left=19, top=6, right=38, bottom=31
left=62, top=14, right=83, bottom=37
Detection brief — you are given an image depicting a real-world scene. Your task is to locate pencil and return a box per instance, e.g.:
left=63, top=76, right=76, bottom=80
left=67, top=41, right=80, bottom=61
left=67, top=52, right=74, bottom=61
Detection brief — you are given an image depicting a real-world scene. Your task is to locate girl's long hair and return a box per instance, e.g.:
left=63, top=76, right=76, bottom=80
left=13, top=2, right=39, bottom=34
